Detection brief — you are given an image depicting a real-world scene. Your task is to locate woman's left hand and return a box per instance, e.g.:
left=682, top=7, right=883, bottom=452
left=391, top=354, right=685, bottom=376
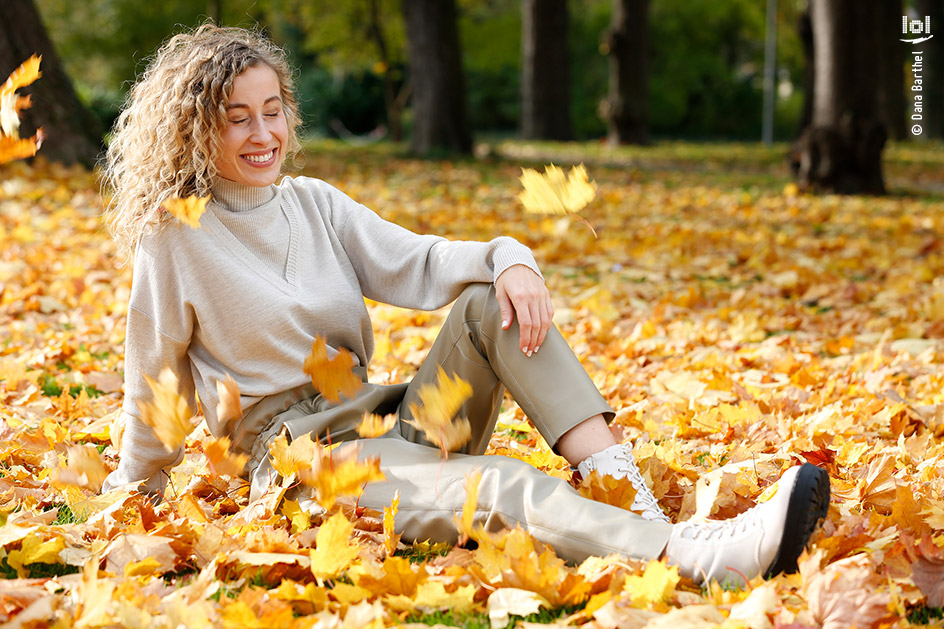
left=494, top=264, right=554, bottom=356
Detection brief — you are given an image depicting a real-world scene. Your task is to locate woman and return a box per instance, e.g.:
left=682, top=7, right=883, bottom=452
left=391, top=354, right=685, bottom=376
left=101, top=25, right=829, bottom=586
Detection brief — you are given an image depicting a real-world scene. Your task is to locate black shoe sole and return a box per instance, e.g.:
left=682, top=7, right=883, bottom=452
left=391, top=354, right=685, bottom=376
left=764, top=463, right=831, bottom=578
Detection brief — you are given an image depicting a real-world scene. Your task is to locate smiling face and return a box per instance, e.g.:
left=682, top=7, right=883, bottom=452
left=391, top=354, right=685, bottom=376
left=216, top=64, right=288, bottom=187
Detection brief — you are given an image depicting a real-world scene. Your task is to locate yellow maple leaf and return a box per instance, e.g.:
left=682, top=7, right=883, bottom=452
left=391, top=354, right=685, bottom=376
left=357, top=411, right=398, bottom=438
left=405, top=367, right=473, bottom=456
left=1, top=55, right=42, bottom=96
left=124, top=556, right=162, bottom=577
left=622, top=559, right=680, bottom=610
left=137, top=367, right=194, bottom=452
left=310, top=511, right=360, bottom=580
left=0, top=132, right=43, bottom=164
left=280, top=499, right=312, bottom=534
left=303, top=334, right=363, bottom=403
left=6, top=532, right=65, bottom=577
left=519, top=164, right=596, bottom=216
left=163, top=195, right=210, bottom=229
left=268, top=432, right=317, bottom=479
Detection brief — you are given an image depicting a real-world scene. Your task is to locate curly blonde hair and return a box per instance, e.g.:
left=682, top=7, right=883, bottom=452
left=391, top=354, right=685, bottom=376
left=103, top=24, right=301, bottom=261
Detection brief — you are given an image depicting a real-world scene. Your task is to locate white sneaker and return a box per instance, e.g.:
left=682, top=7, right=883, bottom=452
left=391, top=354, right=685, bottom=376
left=577, top=443, right=671, bottom=523
left=665, top=463, right=830, bottom=586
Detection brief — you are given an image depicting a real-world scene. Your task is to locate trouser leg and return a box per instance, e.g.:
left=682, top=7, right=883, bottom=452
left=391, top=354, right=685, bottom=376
left=356, top=435, right=673, bottom=563
left=398, top=283, right=614, bottom=454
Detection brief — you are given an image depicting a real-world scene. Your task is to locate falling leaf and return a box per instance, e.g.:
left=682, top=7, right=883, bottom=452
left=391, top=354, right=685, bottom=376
left=54, top=444, right=109, bottom=492
left=456, top=471, right=482, bottom=545
left=303, top=334, right=363, bottom=403
left=215, top=374, right=243, bottom=429
left=0, top=55, right=42, bottom=159
left=519, top=164, right=596, bottom=215
left=162, top=195, right=210, bottom=229
left=404, top=367, right=473, bottom=456
left=137, top=367, right=194, bottom=452
left=268, top=432, right=318, bottom=480
left=357, top=411, right=398, bottom=438
left=203, top=436, right=248, bottom=478
left=310, top=511, right=360, bottom=580
left=298, top=441, right=385, bottom=511
left=1, top=54, right=42, bottom=96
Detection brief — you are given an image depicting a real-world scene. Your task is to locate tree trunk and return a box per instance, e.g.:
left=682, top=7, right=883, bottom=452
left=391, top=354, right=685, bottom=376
left=402, top=0, right=472, bottom=155
left=875, top=0, right=906, bottom=140
left=366, top=0, right=404, bottom=142
left=796, top=9, right=814, bottom=136
left=0, top=0, right=102, bottom=166
left=916, top=0, right=943, bottom=138
left=599, top=0, right=649, bottom=145
left=521, top=0, right=573, bottom=141
left=791, top=0, right=887, bottom=194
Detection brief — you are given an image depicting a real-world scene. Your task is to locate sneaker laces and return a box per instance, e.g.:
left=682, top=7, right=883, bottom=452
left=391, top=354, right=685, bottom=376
left=674, top=506, right=760, bottom=541
left=608, top=448, right=671, bottom=523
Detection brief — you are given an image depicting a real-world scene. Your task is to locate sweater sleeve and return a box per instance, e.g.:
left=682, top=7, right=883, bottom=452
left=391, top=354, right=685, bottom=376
left=101, top=243, right=194, bottom=495
left=314, top=180, right=542, bottom=310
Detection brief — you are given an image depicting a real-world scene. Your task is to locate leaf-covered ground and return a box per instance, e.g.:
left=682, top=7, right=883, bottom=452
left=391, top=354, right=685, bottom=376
left=1, top=141, right=944, bottom=627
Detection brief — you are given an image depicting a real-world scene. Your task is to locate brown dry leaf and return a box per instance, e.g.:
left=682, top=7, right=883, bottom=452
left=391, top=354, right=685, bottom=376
left=905, top=534, right=944, bottom=607
left=405, top=367, right=472, bottom=456
left=137, top=367, right=194, bottom=452
left=800, top=550, right=895, bottom=629
left=162, top=195, right=210, bottom=229
left=303, top=334, right=363, bottom=403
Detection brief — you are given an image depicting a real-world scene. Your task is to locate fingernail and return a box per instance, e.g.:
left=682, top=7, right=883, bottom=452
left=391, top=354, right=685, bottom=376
left=534, top=346, right=540, bottom=353
left=527, top=350, right=533, bottom=357
left=502, top=320, right=509, bottom=328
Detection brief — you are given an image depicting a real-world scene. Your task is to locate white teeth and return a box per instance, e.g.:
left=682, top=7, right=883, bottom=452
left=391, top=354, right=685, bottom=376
left=244, top=150, right=274, bottom=163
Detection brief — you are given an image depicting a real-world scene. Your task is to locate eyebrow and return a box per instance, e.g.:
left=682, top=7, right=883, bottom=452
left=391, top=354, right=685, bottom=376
left=226, top=95, right=282, bottom=110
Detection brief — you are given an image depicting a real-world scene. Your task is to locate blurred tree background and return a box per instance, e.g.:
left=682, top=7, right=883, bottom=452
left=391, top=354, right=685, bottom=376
left=9, top=0, right=940, bottom=191
left=31, top=0, right=805, bottom=141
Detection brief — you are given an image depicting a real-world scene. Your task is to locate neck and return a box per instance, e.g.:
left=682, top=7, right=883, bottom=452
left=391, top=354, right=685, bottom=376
left=211, top=176, right=277, bottom=211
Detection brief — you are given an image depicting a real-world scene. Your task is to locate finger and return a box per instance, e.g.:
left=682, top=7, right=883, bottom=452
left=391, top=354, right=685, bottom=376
left=535, top=296, right=551, bottom=350
left=495, top=286, right=514, bottom=330
left=517, top=302, right=533, bottom=353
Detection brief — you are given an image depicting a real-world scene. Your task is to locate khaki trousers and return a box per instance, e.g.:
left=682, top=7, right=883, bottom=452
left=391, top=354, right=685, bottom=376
left=243, top=284, right=673, bottom=562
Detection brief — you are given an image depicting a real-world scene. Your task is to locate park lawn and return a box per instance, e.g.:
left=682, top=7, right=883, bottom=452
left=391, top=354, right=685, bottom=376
left=0, top=139, right=943, bottom=627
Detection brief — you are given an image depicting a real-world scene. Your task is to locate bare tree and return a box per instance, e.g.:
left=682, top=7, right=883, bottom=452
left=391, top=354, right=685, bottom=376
left=0, top=0, right=102, bottom=165
left=599, top=0, right=649, bottom=145
left=402, top=0, right=472, bottom=155
left=521, top=0, right=573, bottom=141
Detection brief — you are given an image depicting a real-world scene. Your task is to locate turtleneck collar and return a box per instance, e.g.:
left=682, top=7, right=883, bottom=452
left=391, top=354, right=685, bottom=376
left=211, top=176, right=278, bottom=212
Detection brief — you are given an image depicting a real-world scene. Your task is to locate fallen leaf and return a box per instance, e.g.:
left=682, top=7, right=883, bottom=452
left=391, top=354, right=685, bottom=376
left=310, top=512, right=360, bottom=580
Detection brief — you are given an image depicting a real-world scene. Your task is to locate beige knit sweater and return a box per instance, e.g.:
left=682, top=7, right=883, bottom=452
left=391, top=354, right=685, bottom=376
left=102, top=176, right=540, bottom=494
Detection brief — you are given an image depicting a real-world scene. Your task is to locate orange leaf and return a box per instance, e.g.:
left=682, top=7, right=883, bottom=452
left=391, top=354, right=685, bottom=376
left=0, top=55, right=42, bottom=95
left=0, top=131, right=42, bottom=165
left=215, top=374, right=244, bottom=429
left=163, top=195, right=210, bottom=229
left=303, top=334, right=363, bottom=403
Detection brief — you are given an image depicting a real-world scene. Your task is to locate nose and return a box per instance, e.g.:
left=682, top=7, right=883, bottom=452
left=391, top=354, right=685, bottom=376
left=249, top=116, right=272, bottom=143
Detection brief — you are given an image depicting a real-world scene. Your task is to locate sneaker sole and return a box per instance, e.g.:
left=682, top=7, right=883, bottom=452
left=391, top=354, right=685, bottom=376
left=764, top=463, right=830, bottom=578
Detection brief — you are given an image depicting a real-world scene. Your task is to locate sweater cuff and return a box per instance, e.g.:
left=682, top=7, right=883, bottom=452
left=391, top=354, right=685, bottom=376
left=100, top=412, right=183, bottom=495
left=490, top=236, right=543, bottom=283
